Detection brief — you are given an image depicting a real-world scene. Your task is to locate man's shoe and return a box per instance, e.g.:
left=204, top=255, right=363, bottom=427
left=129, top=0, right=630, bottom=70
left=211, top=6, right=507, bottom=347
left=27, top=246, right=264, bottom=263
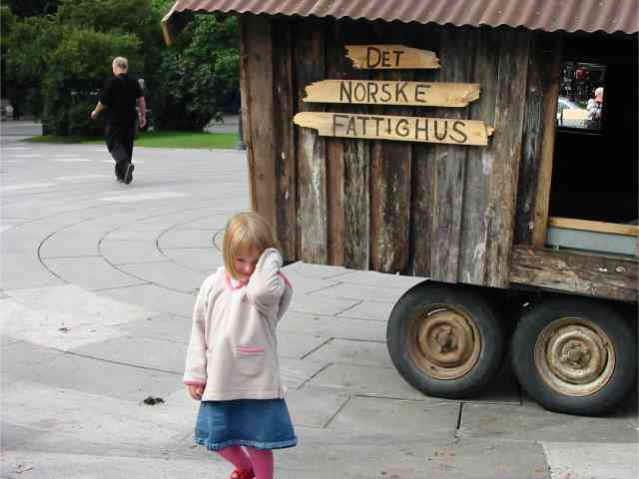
left=123, top=163, right=134, bottom=184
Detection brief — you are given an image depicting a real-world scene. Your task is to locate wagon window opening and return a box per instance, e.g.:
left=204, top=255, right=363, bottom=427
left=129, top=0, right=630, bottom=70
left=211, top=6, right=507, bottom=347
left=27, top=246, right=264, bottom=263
left=557, top=61, right=606, bottom=131
left=547, top=34, right=638, bottom=255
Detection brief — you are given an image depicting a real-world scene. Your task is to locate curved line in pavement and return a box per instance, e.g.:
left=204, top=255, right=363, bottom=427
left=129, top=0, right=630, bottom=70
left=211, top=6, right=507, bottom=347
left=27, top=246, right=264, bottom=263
left=96, top=206, right=218, bottom=294
left=37, top=205, right=212, bottom=295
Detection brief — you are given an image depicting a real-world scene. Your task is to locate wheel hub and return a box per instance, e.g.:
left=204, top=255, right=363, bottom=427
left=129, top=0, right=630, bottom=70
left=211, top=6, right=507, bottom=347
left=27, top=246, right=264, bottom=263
left=535, top=317, right=615, bottom=396
left=409, top=306, right=481, bottom=380
left=434, top=325, right=457, bottom=354
left=560, top=341, right=590, bottom=368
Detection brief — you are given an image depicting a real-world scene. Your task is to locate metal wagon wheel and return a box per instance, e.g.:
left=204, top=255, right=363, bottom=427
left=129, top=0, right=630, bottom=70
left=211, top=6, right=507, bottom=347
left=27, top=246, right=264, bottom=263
left=511, top=298, right=636, bottom=415
left=386, top=282, right=505, bottom=398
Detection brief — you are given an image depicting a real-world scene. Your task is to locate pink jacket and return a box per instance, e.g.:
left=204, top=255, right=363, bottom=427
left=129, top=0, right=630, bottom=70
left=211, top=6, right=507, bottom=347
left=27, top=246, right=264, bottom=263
left=183, top=248, right=293, bottom=401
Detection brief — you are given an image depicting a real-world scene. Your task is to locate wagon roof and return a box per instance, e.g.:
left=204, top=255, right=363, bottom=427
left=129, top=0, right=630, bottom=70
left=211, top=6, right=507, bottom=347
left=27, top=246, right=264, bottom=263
left=163, top=0, right=639, bottom=37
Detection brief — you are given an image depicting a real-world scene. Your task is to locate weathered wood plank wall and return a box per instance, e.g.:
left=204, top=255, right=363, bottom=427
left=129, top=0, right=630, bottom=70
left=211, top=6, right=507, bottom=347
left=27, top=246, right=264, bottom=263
left=239, top=15, right=276, bottom=229
left=240, top=15, right=556, bottom=289
left=369, top=22, right=413, bottom=274
left=410, top=26, right=442, bottom=277
left=516, top=34, right=552, bottom=246
left=457, top=28, right=499, bottom=285
left=482, top=29, right=531, bottom=287
left=510, top=246, right=638, bottom=302
left=294, top=19, right=328, bottom=264
left=340, top=22, right=372, bottom=270
left=324, top=22, right=347, bottom=266
left=428, top=28, right=475, bottom=282
left=271, top=18, right=297, bottom=262
left=515, top=33, right=562, bottom=248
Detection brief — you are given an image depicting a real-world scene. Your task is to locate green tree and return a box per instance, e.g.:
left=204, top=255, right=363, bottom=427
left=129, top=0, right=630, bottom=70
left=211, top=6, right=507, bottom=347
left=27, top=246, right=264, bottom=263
left=0, top=0, right=58, bottom=17
left=155, top=13, right=239, bottom=130
left=0, top=6, right=16, bottom=111
left=2, top=10, right=57, bottom=118
left=41, top=27, right=141, bottom=135
left=3, top=0, right=240, bottom=134
left=3, top=0, right=153, bottom=133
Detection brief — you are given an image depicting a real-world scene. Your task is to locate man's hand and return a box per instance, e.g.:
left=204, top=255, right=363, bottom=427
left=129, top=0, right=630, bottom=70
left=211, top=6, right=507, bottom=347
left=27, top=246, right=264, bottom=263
left=137, top=96, right=147, bottom=129
left=91, top=101, right=105, bottom=120
left=187, top=384, right=205, bottom=400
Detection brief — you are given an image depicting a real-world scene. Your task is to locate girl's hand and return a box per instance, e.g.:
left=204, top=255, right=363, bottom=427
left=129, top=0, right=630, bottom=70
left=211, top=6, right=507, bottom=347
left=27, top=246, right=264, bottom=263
left=187, top=384, right=205, bottom=400
left=254, top=248, right=282, bottom=275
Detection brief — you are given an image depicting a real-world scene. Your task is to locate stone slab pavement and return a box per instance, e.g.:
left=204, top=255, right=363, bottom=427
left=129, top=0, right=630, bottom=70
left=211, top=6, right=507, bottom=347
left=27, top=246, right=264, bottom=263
left=1, top=121, right=637, bottom=478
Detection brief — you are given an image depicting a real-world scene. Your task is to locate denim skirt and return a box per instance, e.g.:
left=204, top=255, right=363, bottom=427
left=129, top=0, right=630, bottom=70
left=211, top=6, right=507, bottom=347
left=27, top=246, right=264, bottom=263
left=195, top=398, right=297, bottom=451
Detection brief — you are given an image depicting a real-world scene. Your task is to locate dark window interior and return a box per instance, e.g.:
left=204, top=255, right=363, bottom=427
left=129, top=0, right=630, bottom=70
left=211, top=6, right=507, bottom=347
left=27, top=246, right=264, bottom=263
left=550, top=33, right=638, bottom=223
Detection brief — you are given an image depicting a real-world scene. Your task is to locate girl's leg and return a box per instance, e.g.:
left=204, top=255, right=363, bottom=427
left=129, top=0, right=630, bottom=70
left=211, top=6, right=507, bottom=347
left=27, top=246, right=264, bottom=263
left=245, top=447, right=274, bottom=479
left=217, top=446, right=253, bottom=472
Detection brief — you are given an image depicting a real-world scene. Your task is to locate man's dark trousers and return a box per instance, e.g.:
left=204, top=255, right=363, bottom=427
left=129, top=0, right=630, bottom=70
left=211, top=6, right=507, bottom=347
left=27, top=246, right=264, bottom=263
left=106, top=122, right=135, bottom=181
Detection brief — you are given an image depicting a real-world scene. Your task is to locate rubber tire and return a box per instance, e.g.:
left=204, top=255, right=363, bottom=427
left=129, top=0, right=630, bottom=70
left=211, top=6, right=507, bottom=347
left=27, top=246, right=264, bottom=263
left=511, top=298, right=637, bottom=416
left=386, top=282, right=505, bottom=398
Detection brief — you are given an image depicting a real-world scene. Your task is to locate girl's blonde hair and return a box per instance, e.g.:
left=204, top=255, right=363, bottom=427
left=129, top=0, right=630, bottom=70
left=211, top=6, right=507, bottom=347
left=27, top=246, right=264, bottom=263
left=223, top=212, right=277, bottom=279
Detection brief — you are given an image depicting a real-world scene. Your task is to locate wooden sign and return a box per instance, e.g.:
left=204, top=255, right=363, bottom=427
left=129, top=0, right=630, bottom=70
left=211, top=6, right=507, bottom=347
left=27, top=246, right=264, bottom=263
left=345, top=44, right=440, bottom=69
left=294, top=112, right=494, bottom=146
left=304, top=80, right=480, bottom=107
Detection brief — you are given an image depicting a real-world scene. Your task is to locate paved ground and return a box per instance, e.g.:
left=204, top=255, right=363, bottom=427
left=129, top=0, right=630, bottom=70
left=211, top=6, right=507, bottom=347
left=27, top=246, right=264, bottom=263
left=204, top=114, right=240, bottom=134
left=1, top=121, right=637, bottom=478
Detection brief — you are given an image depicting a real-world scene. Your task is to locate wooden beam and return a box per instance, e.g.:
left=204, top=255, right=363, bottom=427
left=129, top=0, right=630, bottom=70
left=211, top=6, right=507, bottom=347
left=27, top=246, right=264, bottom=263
left=238, top=17, right=253, bottom=210
left=549, top=217, right=639, bottom=237
left=369, top=22, right=413, bottom=274
left=324, top=21, right=348, bottom=266
left=341, top=21, right=373, bottom=270
left=410, top=24, right=442, bottom=277
left=294, top=18, right=328, bottom=264
left=343, top=138, right=371, bottom=269
left=272, top=18, right=297, bottom=262
left=428, top=27, right=475, bottom=282
left=516, top=33, right=561, bottom=245
left=240, top=14, right=276, bottom=225
left=483, top=29, right=531, bottom=287
left=457, top=28, right=500, bottom=284
left=510, top=245, right=638, bottom=302
left=531, top=38, right=562, bottom=247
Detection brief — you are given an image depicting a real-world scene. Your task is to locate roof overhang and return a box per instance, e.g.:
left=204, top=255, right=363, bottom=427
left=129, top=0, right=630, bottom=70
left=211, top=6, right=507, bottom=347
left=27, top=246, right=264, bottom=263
left=162, top=0, right=639, bottom=45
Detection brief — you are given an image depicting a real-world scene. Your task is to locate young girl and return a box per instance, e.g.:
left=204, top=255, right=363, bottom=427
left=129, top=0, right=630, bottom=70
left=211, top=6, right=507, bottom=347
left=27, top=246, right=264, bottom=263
left=184, top=212, right=296, bottom=479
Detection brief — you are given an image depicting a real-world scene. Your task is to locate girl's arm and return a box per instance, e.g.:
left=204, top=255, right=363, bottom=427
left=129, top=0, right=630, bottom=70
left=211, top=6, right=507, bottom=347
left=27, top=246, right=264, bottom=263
left=183, top=272, right=218, bottom=387
left=245, top=248, right=288, bottom=317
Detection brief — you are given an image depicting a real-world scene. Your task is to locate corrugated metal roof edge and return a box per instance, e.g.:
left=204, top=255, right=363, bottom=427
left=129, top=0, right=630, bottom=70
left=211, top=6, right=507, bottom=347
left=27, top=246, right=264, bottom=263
left=162, top=6, right=637, bottom=45
left=173, top=5, right=639, bottom=35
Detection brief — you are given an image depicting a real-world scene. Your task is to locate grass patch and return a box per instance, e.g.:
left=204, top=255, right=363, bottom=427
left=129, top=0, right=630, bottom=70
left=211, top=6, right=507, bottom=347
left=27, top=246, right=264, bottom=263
left=135, top=131, right=239, bottom=149
left=24, top=135, right=101, bottom=144
left=24, top=130, right=240, bottom=149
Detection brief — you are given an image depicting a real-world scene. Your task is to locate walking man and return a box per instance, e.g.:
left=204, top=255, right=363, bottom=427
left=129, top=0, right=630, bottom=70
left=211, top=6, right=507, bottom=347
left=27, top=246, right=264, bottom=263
left=91, top=57, right=146, bottom=184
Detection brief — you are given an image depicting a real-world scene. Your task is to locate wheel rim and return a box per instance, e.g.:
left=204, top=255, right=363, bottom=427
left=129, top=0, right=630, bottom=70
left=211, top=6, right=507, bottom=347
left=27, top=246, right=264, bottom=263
left=407, top=305, right=481, bottom=380
left=534, top=317, right=616, bottom=396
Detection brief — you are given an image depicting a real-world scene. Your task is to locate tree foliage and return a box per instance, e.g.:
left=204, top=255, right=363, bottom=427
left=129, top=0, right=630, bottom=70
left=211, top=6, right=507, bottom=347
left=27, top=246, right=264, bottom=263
left=2, top=9, right=58, bottom=118
left=3, top=0, right=152, bottom=133
left=2, top=0, right=240, bottom=133
left=42, top=27, right=142, bottom=135
left=0, top=0, right=58, bottom=17
left=155, top=14, right=239, bottom=130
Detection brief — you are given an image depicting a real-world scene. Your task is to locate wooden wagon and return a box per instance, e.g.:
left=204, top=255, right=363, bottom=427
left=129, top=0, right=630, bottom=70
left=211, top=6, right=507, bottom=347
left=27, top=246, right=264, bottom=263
left=163, top=0, right=638, bottom=415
